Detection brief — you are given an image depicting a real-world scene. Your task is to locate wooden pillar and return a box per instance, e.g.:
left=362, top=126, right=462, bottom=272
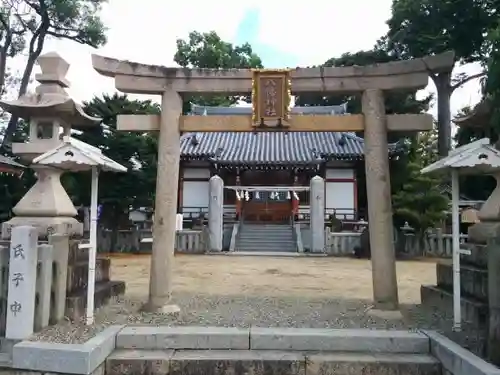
left=145, top=89, right=182, bottom=314
left=362, top=89, right=399, bottom=311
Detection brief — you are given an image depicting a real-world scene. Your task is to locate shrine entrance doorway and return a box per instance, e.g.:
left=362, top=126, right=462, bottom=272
left=240, top=170, right=293, bottom=223
left=242, top=191, right=292, bottom=223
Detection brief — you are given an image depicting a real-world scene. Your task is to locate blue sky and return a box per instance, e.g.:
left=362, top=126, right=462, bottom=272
left=234, top=8, right=302, bottom=68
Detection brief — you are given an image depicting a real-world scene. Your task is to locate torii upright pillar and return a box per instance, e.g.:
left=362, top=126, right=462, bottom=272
left=145, top=90, right=182, bottom=313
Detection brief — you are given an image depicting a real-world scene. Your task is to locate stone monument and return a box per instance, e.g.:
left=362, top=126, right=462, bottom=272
left=310, top=176, right=325, bottom=253
left=0, top=52, right=100, bottom=239
left=208, top=175, right=223, bottom=252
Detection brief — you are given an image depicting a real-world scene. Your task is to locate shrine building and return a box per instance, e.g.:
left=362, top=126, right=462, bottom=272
left=178, top=103, right=401, bottom=224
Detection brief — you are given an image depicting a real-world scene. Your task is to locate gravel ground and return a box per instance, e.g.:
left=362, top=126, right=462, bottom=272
left=28, top=293, right=486, bottom=357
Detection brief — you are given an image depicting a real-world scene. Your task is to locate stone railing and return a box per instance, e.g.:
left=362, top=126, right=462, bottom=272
left=325, top=231, right=362, bottom=256
left=139, top=228, right=209, bottom=254
left=325, top=229, right=467, bottom=258
left=97, top=228, right=152, bottom=253
left=0, top=227, right=74, bottom=339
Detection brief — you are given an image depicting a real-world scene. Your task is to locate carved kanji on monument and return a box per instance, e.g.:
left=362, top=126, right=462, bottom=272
left=252, top=69, right=291, bottom=129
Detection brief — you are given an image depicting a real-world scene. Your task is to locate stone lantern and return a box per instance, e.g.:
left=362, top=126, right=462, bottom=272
left=0, top=52, right=101, bottom=238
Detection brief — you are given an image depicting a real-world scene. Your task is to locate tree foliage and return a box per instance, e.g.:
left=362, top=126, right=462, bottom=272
left=0, top=0, right=108, bottom=150
left=295, top=49, right=431, bottom=118
left=384, top=0, right=495, bottom=156
left=66, top=94, right=159, bottom=249
left=174, top=31, right=263, bottom=111
left=392, top=130, right=449, bottom=232
left=295, top=48, right=442, bottom=228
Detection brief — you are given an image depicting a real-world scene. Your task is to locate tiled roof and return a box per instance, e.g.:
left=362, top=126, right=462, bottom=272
left=180, top=132, right=399, bottom=164
left=180, top=104, right=400, bottom=165
left=190, top=103, right=348, bottom=116
left=0, top=155, right=24, bottom=169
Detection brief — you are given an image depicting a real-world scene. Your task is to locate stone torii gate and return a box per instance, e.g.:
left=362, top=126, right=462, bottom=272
left=92, top=51, right=455, bottom=313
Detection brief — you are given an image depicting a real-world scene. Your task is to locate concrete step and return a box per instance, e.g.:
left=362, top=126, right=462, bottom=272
left=420, top=284, right=488, bottom=328
left=436, top=261, right=488, bottom=302
left=237, top=243, right=296, bottom=249
left=238, top=236, right=294, bottom=243
left=239, top=231, right=293, bottom=236
left=238, top=236, right=294, bottom=241
left=237, top=248, right=296, bottom=253
left=239, top=234, right=293, bottom=239
left=114, top=326, right=431, bottom=352
left=106, top=350, right=440, bottom=375
left=238, top=243, right=295, bottom=248
left=240, top=229, right=292, bottom=234
left=241, top=225, right=292, bottom=228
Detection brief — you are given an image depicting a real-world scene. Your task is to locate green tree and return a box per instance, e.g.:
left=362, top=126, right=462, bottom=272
left=384, top=0, right=496, bottom=156
left=174, top=30, right=263, bottom=111
left=0, top=119, right=34, bottom=220
left=0, top=0, right=28, bottom=96
left=295, top=49, right=431, bottom=113
left=296, top=49, right=435, bottom=221
left=392, top=134, right=448, bottom=232
left=69, top=94, right=160, bottom=251
left=1, top=0, right=108, bottom=150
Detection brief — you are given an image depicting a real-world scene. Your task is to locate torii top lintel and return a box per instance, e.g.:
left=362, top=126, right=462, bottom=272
left=91, top=51, right=455, bottom=96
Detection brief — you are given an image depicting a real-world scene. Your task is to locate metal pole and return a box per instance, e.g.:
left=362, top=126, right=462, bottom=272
left=86, top=166, right=99, bottom=325
left=451, top=169, right=461, bottom=331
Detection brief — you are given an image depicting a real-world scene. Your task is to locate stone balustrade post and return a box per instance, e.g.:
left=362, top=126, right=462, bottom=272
left=310, top=176, right=325, bottom=253
left=208, top=175, right=224, bottom=251
left=362, top=88, right=399, bottom=310
left=146, top=89, right=182, bottom=314
left=35, top=244, right=53, bottom=331
left=48, top=234, right=69, bottom=323
left=6, top=226, right=38, bottom=339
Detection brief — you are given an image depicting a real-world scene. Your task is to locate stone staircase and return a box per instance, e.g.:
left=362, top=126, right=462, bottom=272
left=421, top=242, right=488, bottom=355
left=65, top=240, right=126, bottom=321
left=105, top=327, right=441, bottom=375
left=421, top=243, right=488, bottom=327
left=236, top=223, right=296, bottom=252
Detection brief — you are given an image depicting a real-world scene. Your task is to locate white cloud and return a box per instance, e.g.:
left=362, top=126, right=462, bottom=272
left=6, top=0, right=484, bottom=118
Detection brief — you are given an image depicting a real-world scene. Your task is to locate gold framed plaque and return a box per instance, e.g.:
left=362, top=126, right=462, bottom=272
left=251, top=69, right=292, bottom=128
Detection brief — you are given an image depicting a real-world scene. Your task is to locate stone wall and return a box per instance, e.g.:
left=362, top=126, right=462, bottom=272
left=65, top=240, right=125, bottom=321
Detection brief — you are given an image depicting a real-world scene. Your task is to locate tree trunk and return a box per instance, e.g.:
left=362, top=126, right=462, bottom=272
left=433, top=72, right=453, bottom=157
left=0, top=47, right=10, bottom=95
left=1, top=14, right=49, bottom=151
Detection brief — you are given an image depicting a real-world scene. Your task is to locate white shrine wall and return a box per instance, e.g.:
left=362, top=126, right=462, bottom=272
left=179, top=161, right=358, bottom=221
left=324, top=166, right=356, bottom=220
left=181, top=167, right=211, bottom=210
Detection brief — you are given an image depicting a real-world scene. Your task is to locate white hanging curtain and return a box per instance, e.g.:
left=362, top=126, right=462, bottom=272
left=255, top=191, right=260, bottom=199
left=293, top=192, right=299, bottom=201
left=244, top=191, right=250, bottom=201
left=287, top=191, right=291, bottom=200
left=236, top=190, right=241, bottom=200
